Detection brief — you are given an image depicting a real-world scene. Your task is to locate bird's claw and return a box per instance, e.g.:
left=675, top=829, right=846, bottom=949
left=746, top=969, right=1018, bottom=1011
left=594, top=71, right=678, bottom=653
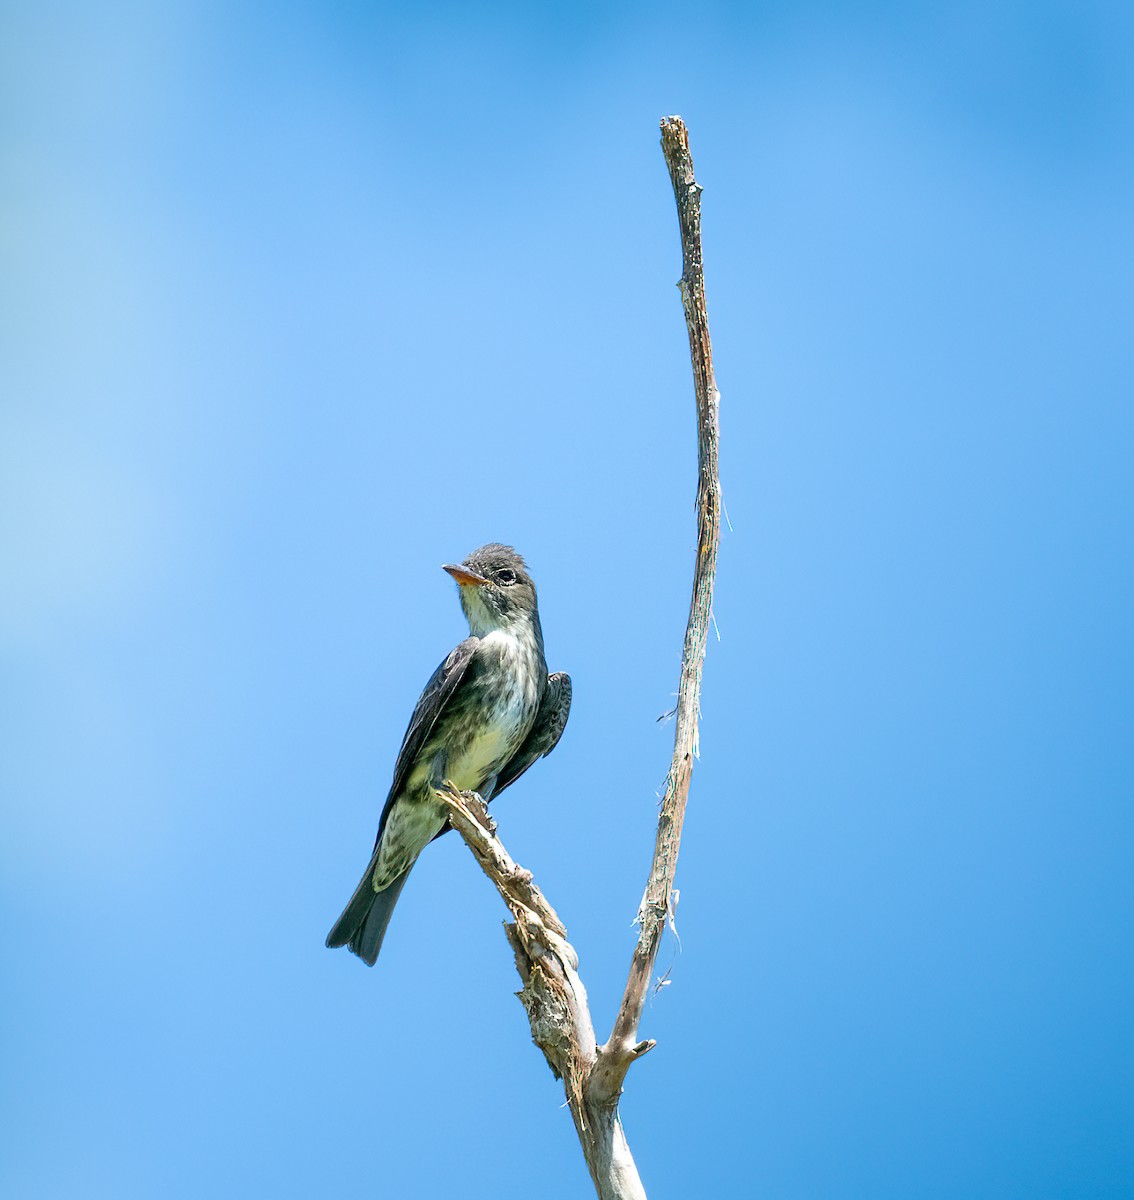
left=436, top=781, right=497, bottom=834
left=465, top=791, right=496, bottom=835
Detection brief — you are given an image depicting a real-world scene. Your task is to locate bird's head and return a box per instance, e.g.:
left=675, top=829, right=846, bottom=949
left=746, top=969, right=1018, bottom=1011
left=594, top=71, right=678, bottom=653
left=444, top=544, right=539, bottom=636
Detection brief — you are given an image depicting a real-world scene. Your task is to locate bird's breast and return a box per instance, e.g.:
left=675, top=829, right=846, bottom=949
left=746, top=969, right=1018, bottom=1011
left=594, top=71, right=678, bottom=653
left=373, top=627, right=544, bottom=887
left=444, top=629, right=542, bottom=791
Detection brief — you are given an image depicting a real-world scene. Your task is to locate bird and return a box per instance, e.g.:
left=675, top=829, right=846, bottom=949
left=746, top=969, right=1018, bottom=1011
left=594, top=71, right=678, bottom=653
left=326, top=544, right=572, bottom=966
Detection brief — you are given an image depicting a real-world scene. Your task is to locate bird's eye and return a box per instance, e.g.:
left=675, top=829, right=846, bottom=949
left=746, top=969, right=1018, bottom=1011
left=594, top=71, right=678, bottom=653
left=496, top=568, right=517, bottom=586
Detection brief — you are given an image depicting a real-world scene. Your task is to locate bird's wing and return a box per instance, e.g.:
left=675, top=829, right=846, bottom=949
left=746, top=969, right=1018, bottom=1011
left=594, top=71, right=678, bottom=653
left=492, top=671, right=572, bottom=798
left=373, top=636, right=480, bottom=847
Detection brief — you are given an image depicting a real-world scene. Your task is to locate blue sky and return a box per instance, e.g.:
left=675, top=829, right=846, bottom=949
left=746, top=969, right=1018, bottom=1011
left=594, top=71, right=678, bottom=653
left=2, top=2, right=1132, bottom=1197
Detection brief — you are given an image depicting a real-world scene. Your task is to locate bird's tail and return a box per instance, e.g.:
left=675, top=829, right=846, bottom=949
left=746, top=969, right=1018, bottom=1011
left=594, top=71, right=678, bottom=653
left=326, top=861, right=411, bottom=967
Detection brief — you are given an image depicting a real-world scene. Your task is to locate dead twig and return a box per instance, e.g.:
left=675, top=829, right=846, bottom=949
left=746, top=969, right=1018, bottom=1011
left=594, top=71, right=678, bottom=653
left=441, top=115, right=721, bottom=1199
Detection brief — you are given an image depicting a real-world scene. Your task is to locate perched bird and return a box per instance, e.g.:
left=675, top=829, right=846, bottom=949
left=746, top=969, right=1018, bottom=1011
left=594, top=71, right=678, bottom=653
left=326, top=544, right=572, bottom=966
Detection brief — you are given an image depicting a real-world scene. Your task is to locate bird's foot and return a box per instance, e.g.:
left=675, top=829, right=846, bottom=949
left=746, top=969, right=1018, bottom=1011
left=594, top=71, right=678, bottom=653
left=443, top=781, right=497, bottom=835
left=435, top=781, right=496, bottom=835
left=463, top=791, right=496, bottom=835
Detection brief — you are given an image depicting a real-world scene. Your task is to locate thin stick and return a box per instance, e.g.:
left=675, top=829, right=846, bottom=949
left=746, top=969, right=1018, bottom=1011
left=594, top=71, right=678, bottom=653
left=591, top=114, right=722, bottom=1105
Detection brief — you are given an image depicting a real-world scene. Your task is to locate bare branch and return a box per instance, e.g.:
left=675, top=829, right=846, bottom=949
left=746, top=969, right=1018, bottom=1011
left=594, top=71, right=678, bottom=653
left=593, top=114, right=722, bottom=1102
left=437, top=785, right=645, bottom=1200
left=437, top=116, right=720, bottom=1198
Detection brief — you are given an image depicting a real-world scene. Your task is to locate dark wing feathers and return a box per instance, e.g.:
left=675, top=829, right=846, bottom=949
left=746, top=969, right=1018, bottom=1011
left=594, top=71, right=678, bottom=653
left=329, top=657, right=570, bottom=959
left=492, top=671, right=572, bottom=798
left=327, top=637, right=481, bottom=963
left=373, top=636, right=479, bottom=847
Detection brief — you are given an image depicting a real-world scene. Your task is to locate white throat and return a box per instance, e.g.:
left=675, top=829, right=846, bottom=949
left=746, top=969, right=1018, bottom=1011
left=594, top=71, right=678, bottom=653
left=461, top=587, right=524, bottom=639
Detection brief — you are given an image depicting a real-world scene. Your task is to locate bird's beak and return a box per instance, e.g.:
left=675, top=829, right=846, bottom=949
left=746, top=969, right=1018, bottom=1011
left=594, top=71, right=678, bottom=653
left=443, top=563, right=490, bottom=587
